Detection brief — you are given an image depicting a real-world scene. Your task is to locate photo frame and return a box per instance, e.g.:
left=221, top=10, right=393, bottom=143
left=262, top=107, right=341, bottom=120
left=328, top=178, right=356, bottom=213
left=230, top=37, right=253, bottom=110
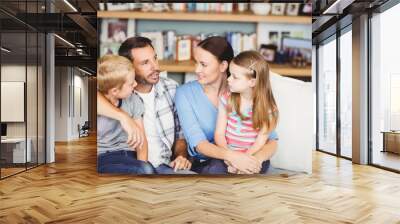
left=286, top=3, right=300, bottom=16
left=271, top=3, right=286, bottom=16
left=100, top=19, right=135, bottom=44
left=269, top=31, right=279, bottom=45
left=259, top=44, right=277, bottom=62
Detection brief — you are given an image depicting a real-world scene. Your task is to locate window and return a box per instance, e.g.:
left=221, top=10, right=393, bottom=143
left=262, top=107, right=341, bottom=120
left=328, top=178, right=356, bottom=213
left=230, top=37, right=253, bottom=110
left=370, top=2, right=400, bottom=171
left=339, top=28, right=352, bottom=158
left=317, top=36, right=337, bottom=154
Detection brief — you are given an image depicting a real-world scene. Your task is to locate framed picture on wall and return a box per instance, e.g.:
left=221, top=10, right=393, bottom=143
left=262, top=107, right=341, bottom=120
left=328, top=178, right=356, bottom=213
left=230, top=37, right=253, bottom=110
left=286, top=3, right=300, bottom=16
left=100, top=19, right=135, bottom=44
left=99, top=43, right=121, bottom=56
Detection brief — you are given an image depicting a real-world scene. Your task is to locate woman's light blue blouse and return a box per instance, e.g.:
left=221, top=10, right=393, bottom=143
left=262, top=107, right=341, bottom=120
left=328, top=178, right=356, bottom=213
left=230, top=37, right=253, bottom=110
left=175, top=80, right=278, bottom=159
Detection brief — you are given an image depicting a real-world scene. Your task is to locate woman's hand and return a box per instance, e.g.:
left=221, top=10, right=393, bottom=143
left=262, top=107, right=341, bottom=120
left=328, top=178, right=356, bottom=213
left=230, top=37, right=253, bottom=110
left=225, top=151, right=261, bottom=174
left=170, top=155, right=192, bottom=171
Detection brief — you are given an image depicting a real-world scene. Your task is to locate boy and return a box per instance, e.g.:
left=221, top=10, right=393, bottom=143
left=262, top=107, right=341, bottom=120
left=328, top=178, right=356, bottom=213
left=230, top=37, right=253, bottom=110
left=97, top=55, right=154, bottom=174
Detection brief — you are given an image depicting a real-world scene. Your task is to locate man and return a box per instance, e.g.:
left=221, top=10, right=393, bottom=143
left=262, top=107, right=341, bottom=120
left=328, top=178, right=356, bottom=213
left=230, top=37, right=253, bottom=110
left=97, top=37, right=192, bottom=174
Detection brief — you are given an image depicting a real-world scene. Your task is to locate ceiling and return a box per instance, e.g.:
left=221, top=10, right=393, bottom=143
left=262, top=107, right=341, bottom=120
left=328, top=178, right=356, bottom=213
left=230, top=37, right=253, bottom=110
left=312, top=0, right=390, bottom=44
left=0, top=0, right=98, bottom=74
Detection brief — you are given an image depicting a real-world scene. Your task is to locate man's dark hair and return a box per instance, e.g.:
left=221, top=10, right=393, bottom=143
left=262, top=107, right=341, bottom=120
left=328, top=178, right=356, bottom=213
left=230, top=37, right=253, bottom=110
left=118, top=36, right=154, bottom=61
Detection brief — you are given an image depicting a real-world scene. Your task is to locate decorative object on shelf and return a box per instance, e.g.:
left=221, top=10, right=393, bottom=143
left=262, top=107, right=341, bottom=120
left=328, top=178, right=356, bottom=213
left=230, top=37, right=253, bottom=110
left=141, top=3, right=153, bottom=12
left=106, top=3, right=133, bottom=11
left=271, top=3, right=286, bottom=16
left=286, top=3, right=300, bottom=16
left=237, top=3, right=249, bottom=12
left=140, top=32, right=164, bottom=60
left=100, top=19, right=135, bottom=44
left=299, top=1, right=312, bottom=15
left=176, top=37, right=191, bottom=61
left=152, top=3, right=170, bottom=12
left=163, top=30, right=176, bottom=60
left=259, top=44, right=277, bottom=62
left=250, top=3, right=271, bottom=15
left=172, top=3, right=186, bottom=11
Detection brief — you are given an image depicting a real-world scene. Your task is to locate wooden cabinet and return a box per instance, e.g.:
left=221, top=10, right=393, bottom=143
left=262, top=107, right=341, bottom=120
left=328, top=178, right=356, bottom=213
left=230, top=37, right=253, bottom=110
left=382, top=131, right=400, bottom=154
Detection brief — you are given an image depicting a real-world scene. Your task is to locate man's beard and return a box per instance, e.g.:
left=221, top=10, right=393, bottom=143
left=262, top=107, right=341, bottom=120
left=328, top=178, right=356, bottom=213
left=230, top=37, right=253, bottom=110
left=136, top=75, right=152, bottom=85
left=136, top=71, right=160, bottom=85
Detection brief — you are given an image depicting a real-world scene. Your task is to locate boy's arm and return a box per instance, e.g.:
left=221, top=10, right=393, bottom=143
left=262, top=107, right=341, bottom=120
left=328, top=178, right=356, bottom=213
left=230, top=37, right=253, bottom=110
left=214, top=102, right=229, bottom=149
left=97, top=91, right=144, bottom=149
left=133, top=118, right=148, bottom=162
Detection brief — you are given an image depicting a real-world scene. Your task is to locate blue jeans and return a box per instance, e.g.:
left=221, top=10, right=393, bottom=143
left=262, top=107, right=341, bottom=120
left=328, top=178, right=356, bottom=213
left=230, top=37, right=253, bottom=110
left=191, top=158, right=271, bottom=174
left=97, top=150, right=155, bottom=174
left=155, top=164, right=197, bottom=174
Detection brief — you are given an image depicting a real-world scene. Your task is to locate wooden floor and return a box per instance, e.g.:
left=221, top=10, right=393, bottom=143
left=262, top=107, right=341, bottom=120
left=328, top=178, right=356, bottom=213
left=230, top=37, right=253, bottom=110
left=372, top=150, right=400, bottom=171
left=1, top=135, right=400, bottom=223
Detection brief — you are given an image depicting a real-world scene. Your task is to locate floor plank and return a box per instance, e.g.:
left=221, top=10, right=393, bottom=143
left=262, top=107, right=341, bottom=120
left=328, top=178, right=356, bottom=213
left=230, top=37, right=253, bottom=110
left=0, top=135, right=399, bottom=223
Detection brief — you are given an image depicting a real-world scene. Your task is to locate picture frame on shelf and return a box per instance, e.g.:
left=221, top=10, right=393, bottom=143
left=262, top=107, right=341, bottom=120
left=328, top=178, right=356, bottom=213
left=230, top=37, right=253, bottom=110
left=271, top=3, right=286, bottom=16
left=286, top=3, right=300, bottom=16
left=100, top=19, right=135, bottom=44
left=259, top=44, right=277, bottom=62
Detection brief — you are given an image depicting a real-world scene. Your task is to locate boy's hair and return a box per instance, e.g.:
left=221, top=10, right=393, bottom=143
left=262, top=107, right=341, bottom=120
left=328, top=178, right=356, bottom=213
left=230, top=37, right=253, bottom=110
left=118, top=36, right=154, bottom=61
left=228, top=50, right=279, bottom=132
left=97, top=55, right=134, bottom=94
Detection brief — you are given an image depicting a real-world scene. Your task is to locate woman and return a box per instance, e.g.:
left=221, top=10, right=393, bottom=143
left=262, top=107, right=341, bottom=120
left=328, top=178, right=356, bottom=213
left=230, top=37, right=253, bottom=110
left=175, top=36, right=279, bottom=174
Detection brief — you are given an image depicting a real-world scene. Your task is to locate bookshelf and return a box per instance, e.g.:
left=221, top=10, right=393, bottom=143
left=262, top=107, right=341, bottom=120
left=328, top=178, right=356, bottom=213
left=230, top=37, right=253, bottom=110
left=97, top=11, right=311, bottom=24
left=99, top=9, right=312, bottom=78
left=159, top=60, right=311, bottom=77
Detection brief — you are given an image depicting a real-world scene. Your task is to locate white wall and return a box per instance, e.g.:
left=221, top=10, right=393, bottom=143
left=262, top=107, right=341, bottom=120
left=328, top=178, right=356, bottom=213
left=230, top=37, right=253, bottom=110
left=54, top=67, right=89, bottom=141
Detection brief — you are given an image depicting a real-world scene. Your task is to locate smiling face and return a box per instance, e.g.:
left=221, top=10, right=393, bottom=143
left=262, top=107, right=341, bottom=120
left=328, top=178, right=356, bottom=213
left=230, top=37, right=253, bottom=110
left=194, top=47, right=228, bottom=85
left=227, top=62, right=256, bottom=93
left=131, top=45, right=160, bottom=85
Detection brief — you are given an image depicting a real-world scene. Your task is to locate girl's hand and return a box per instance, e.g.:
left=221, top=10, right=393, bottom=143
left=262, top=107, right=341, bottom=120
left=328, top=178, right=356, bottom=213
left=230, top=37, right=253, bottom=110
left=227, top=165, right=238, bottom=174
left=226, top=151, right=261, bottom=174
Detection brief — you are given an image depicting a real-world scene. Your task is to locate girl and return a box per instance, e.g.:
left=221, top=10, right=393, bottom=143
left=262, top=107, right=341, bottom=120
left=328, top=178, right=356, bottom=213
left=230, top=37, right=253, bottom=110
left=214, top=51, right=279, bottom=174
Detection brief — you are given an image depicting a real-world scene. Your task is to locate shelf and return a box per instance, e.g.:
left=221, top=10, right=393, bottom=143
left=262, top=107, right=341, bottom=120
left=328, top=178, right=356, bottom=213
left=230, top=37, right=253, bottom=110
left=159, top=60, right=311, bottom=77
left=97, top=11, right=311, bottom=24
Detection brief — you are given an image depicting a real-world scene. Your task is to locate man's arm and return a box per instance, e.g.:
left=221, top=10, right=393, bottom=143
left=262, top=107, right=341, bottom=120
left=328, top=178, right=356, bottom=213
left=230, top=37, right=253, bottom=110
left=97, top=91, right=143, bottom=149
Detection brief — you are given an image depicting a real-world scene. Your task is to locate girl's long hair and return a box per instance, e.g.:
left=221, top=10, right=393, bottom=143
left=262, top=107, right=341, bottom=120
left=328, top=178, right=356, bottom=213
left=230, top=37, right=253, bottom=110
left=228, top=51, right=278, bottom=132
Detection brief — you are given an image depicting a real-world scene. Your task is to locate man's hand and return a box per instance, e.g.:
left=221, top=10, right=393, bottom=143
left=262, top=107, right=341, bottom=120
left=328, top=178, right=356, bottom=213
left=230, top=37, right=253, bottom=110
left=169, top=155, right=192, bottom=172
left=119, top=114, right=144, bottom=149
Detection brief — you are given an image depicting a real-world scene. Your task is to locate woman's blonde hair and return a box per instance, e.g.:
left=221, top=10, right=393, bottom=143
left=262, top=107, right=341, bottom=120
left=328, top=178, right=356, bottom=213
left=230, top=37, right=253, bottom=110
left=97, top=55, right=134, bottom=94
left=228, top=50, right=278, bottom=132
